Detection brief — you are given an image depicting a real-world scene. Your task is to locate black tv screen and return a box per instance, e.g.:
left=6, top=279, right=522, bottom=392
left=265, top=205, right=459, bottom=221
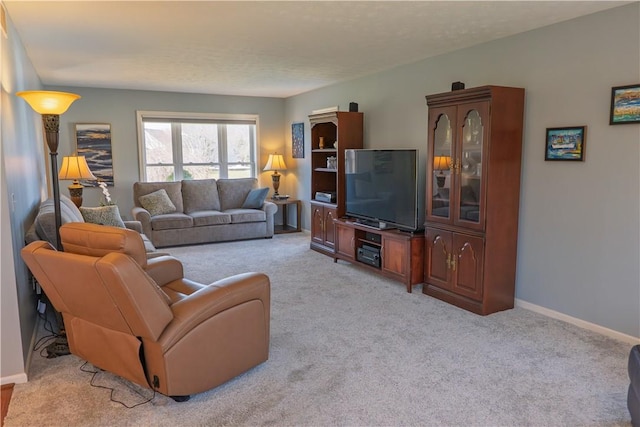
left=345, top=149, right=420, bottom=232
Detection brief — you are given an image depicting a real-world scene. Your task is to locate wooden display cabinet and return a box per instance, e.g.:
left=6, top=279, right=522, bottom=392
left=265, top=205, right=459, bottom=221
left=311, top=203, right=337, bottom=253
left=334, top=218, right=424, bottom=293
left=309, top=111, right=363, bottom=255
left=423, top=85, right=525, bottom=315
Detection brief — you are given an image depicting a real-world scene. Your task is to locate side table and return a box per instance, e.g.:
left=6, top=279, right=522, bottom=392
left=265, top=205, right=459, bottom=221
left=271, top=198, right=301, bottom=234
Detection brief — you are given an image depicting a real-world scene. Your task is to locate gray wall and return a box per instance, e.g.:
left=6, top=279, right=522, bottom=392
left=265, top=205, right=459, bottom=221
left=47, top=87, right=286, bottom=218
left=1, top=11, right=48, bottom=383
left=284, top=4, right=640, bottom=338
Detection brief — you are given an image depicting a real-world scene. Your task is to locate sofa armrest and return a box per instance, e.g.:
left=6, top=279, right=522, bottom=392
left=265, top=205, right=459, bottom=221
left=158, top=272, right=270, bottom=350
left=131, top=206, right=153, bottom=237
left=124, top=220, right=143, bottom=233
left=261, top=201, right=277, bottom=216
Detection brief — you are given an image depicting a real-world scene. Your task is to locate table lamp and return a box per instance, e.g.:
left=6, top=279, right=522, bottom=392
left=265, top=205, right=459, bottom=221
left=263, top=153, right=287, bottom=198
left=433, top=155, right=451, bottom=188
left=59, top=155, right=97, bottom=207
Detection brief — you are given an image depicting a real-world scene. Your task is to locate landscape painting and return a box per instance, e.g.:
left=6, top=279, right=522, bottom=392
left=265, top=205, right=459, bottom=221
left=545, top=126, right=586, bottom=161
left=76, top=123, right=114, bottom=186
left=610, top=84, right=640, bottom=124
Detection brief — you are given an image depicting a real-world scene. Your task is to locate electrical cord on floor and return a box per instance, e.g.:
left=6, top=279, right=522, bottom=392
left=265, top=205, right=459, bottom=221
left=79, top=362, right=156, bottom=409
left=33, top=309, right=58, bottom=358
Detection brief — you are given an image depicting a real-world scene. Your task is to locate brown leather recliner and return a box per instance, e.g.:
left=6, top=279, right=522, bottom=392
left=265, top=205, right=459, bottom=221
left=21, top=222, right=270, bottom=400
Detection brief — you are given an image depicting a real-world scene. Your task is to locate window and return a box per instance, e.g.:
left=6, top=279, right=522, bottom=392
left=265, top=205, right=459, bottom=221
left=136, top=111, right=258, bottom=182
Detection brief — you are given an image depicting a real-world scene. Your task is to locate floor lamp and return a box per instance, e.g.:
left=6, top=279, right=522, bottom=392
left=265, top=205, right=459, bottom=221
left=17, top=90, right=80, bottom=250
left=17, top=90, right=81, bottom=357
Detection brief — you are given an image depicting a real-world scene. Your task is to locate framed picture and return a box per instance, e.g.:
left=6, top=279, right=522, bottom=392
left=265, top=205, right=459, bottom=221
left=292, top=122, right=304, bottom=158
left=610, top=84, right=640, bottom=124
left=545, top=126, right=586, bottom=161
left=75, top=123, right=114, bottom=186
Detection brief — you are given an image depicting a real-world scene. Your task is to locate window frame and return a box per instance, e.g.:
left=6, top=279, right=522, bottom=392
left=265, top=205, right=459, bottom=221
left=136, top=110, right=260, bottom=182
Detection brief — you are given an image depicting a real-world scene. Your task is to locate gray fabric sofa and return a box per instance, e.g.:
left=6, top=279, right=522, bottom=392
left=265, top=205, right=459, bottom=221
left=132, top=178, right=277, bottom=248
left=630, top=345, right=640, bottom=427
left=26, top=194, right=160, bottom=256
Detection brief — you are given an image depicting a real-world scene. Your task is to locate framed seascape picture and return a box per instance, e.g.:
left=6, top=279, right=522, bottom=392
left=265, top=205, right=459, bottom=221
left=76, top=123, right=114, bottom=186
left=610, top=84, right=640, bottom=124
left=292, top=122, right=304, bottom=158
left=544, top=126, right=586, bottom=161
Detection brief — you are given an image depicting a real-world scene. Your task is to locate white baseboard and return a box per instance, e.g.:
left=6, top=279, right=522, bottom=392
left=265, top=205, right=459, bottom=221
left=1, top=373, right=27, bottom=386
left=516, top=298, right=640, bottom=345
left=1, top=312, right=43, bottom=386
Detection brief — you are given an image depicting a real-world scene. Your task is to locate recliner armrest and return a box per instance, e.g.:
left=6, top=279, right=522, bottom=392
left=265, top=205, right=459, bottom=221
left=145, top=256, right=184, bottom=286
left=158, top=272, right=270, bottom=350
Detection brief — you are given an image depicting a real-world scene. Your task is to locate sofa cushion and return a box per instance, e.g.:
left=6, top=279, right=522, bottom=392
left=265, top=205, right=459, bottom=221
left=139, top=189, right=177, bottom=216
left=150, top=213, right=193, bottom=231
left=182, top=179, right=221, bottom=213
left=133, top=181, right=184, bottom=213
left=226, top=208, right=267, bottom=224
left=242, top=187, right=269, bottom=209
left=190, top=211, right=232, bottom=227
left=217, top=178, right=258, bottom=211
left=80, top=205, right=126, bottom=228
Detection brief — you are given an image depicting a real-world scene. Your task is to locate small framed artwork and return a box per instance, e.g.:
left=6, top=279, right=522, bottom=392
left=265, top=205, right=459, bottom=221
left=292, top=122, right=304, bottom=159
left=610, top=84, right=640, bottom=125
left=76, top=123, right=114, bottom=186
left=545, top=126, right=586, bottom=162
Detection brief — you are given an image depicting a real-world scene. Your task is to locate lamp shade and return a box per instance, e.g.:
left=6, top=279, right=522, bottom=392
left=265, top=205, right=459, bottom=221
left=433, top=155, right=452, bottom=171
left=16, top=90, right=81, bottom=115
left=59, top=156, right=97, bottom=181
left=263, top=154, right=287, bottom=171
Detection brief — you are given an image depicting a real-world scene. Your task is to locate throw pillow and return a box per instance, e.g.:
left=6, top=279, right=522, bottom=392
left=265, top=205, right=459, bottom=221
left=241, top=187, right=269, bottom=209
left=139, top=189, right=177, bottom=216
left=79, top=205, right=126, bottom=228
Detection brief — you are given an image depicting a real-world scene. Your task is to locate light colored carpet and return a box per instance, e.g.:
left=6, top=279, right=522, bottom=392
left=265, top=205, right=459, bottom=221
left=5, top=232, right=633, bottom=426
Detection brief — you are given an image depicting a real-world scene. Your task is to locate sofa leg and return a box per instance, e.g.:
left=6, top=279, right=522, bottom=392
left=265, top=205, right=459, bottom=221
left=170, top=395, right=191, bottom=402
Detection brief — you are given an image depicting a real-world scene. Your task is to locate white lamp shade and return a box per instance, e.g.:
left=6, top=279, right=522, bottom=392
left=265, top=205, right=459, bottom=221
left=263, top=154, right=287, bottom=171
left=16, top=90, right=81, bottom=115
left=59, top=156, right=97, bottom=181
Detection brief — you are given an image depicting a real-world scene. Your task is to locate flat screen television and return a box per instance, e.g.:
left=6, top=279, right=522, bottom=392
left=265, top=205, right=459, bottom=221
left=345, top=149, right=423, bottom=232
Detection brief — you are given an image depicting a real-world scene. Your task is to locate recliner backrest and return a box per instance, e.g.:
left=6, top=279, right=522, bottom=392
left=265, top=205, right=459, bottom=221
left=61, top=222, right=148, bottom=268
left=21, top=241, right=172, bottom=339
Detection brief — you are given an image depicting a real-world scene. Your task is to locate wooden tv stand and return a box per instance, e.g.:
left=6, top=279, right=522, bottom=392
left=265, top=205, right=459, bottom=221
left=333, top=218, right=425, bottom=293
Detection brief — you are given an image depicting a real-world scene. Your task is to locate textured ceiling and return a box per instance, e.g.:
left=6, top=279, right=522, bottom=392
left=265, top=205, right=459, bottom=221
left=4, top=1, right=631, bottom=98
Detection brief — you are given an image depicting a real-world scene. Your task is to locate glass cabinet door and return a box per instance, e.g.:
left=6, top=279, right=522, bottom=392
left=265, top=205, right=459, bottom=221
left=430, top=108, right=454, bottom=221
left=455, top=102, right=488, bottom=228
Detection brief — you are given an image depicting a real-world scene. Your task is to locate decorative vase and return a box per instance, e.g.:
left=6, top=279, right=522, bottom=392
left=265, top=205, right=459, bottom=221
left=319, top=137, right=325, bottom=149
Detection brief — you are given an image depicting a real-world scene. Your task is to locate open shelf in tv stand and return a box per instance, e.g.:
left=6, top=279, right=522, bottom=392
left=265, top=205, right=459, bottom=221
left=333, top=218, right=425, bottom=293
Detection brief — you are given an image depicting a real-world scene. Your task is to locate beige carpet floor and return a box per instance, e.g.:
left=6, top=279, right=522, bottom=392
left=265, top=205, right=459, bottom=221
left=5, top=232, right=633, bottom=426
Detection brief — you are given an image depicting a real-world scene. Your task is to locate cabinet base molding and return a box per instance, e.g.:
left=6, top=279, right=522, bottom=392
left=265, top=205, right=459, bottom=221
left=423, top=284, right=513, bottom=316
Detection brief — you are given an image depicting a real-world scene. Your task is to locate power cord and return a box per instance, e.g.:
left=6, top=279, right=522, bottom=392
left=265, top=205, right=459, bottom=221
left=79, top=362, right=156, bottom=409
left=33, top=308, right=59, bottom=358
